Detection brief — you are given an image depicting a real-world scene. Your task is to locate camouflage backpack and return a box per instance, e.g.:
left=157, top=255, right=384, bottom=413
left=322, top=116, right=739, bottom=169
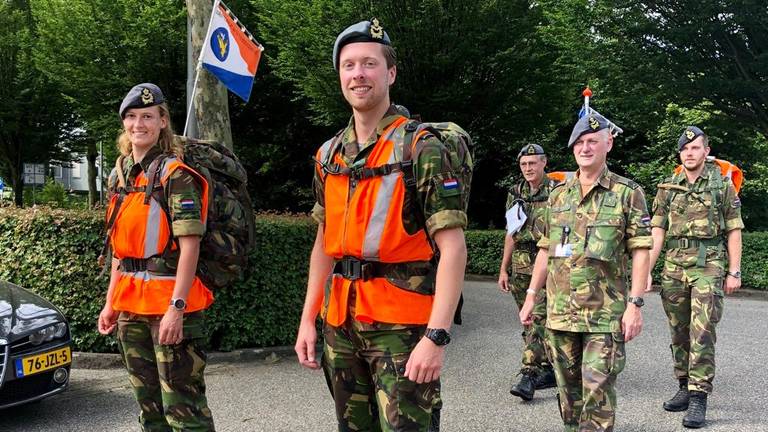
left=102, top=137, right=255, bottom=289
left=171, top=136, right=255, bottom=289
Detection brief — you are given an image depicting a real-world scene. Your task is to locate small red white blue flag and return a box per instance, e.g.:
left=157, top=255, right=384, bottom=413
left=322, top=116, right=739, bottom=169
left=201, top=1, right=263, bottom=102
left=443, top=178, right=459, bottom=190
left=180, top=198, right=196, bottom=210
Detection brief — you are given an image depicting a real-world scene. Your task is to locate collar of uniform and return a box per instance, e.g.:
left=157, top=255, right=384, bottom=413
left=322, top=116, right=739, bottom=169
left=340, top=105, right=405, bottom=160
left=568, top=165, right=610, bottom=191
left=126, top=145, right=163, bottom=180
left=522, top=175, right=549, bottom=198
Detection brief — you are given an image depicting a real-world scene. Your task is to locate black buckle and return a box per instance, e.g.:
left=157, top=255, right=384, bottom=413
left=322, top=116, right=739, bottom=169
left=335, top=257, right=374, bottom=281
left=679, top=238, right=690, bottom=248
left=401, top=160, right=416, bottom=187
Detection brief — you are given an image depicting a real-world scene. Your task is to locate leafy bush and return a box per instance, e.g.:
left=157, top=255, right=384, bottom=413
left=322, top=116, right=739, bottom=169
left=0, top=208, right=763, bottom=353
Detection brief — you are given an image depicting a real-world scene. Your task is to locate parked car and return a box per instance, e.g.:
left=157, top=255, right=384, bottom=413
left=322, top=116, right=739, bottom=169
left=0, top=280, right=72, bottom=409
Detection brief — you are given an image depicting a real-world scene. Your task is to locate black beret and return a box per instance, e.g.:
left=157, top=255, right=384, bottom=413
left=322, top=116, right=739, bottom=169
left=678, top=126, right=706, bottom=151
left=567, top=110, right=616, bottom=148
left=333, top=18, right=391, bottom=71
left=119, top=83, right=165, bottom=118
left=517, top=144, right=545, bottom=160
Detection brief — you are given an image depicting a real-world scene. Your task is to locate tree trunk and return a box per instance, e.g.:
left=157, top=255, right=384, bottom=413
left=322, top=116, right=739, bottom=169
left=12, top=160, right=22, bottom=207
left=86, top=140, right=98, bottom=207
left=186, top=0, right=233, bottom=150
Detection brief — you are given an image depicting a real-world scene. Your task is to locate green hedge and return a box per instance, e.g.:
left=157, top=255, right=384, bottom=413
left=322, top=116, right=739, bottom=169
left=0, top=208, right=764, bottom=353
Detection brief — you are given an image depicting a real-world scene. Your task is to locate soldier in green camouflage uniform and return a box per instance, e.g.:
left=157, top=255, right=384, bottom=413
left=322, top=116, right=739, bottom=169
left=498, top=144, right=556, bottom=401
left=295, top=20, right=467, bottom=432
left=520, top=111, right=651, bottom=432
left=648, top=126, right=743, bottom=429
left=98, top=84, right=215, bottom=432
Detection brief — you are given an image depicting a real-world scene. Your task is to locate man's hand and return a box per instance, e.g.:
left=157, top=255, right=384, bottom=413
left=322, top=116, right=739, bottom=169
left=621, top=304, right=643, bottom=342
left=158, top=308, right=184, bottom=345
left=97, top=304, right=119, bottom=335
left=295, top=321, right=320, bottom=369
left=405, top=337, right=445, bottom=383
left=724, top=274, right=741, bottom=295
left=498, top=270, right=510, bottom=292
left=519, top=295, right=536, bottom=326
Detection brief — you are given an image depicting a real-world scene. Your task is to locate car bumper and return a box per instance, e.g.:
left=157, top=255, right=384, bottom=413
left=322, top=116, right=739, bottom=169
left=0, top=341, right=72, bottom=409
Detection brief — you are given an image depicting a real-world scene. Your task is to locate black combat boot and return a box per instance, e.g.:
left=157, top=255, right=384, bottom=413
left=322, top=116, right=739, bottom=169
left=682, top=391, right=708, bottom=428
left=510, top=369, right=536, bottom=401
left=663, top=378, right=690, bottom=412
left=535, top=367, right=557, bottom=390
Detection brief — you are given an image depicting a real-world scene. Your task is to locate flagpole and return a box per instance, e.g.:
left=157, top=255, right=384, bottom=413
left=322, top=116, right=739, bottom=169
left=183, top=0, right=222, bottom=137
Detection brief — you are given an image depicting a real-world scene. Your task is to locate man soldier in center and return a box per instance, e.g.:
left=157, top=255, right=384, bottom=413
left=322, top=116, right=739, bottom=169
left=520, top=111, right=651, bottom=431
left=294, top=18, right=468, bottom=431
left=498, top=143, right=556, bottom=401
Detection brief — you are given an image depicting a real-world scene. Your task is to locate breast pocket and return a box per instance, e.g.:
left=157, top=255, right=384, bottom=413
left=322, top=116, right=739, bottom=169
left=585, top=216, right=624, bottom=262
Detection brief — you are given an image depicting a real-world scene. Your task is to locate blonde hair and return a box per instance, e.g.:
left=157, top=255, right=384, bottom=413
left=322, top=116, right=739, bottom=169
left=116, top=103, right=182, bottom=158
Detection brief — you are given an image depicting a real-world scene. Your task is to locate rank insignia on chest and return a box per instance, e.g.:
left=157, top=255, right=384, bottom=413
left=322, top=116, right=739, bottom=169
left=442, top=178, right=459, bottom=190
left=180, top=198, right=196, bottom=210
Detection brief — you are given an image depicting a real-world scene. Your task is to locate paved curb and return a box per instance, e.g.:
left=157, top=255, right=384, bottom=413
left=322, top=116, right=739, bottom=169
left=73, top=345, right=297, bottom=370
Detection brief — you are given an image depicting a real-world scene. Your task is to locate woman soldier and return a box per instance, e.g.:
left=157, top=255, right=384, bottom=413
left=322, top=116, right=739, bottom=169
left=97, top=83, right=215, bottom=431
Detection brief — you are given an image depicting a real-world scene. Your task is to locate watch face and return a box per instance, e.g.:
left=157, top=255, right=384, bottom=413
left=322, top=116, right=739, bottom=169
left=173, top=298, right=186, bottom=310
left=427, top=329, right=451, bottom=346
left=629, top=297, right=644, bottom=307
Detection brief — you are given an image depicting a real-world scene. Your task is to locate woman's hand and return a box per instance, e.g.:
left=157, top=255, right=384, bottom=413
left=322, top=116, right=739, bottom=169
left=159, top=308, right=184, bottom=345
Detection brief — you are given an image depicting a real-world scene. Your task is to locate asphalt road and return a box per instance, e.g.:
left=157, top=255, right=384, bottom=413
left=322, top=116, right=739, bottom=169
left=1, top=280, right=767, bottom=432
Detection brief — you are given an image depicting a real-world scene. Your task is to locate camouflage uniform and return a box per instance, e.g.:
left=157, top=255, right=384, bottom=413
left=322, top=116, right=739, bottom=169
left=505, top=178, right=553, bottom=374
left=651, top=161, right=743, bottom=394
left=537, top=166, right=652, bottom=431
left=110, top=147, right=215, bottom=432
left=313, top=105, right=467, bottom=431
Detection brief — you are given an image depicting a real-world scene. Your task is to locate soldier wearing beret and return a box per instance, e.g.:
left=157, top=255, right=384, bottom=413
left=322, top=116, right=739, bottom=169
left=647, top=126, right=743, bottom=428
left=98, top=83, right=215, bottom=431
left=498, top=143, right=556, bottom=401
left=294, top=19, right=468, bottom=431
left=520, top=111, right=651, bottom=431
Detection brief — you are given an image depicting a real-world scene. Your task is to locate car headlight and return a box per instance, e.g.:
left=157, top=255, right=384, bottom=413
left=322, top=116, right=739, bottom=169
left=29, top=323, right=67, bottom=345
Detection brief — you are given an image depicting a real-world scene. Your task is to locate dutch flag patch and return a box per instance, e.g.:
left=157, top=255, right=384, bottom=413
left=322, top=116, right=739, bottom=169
left=443, top=179, right=459, bottom=190
left=180, top=198, right=196, bottom=210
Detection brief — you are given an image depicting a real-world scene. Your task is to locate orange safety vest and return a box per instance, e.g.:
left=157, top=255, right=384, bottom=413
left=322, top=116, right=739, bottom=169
left=107, top=157, right=213, bottom=315
left=317, top=116, right=435, bottom=326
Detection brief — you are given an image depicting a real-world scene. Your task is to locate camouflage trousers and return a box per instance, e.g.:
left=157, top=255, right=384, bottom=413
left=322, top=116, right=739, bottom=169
left=547, top=330, right=626, bottom=432
left=322, top=320, right=441, bottom=432
left=509, top=273, right=551, bottom=374
left=116, top=312, right=215, bottom=432
left=661, top=264, right=724, bottom=394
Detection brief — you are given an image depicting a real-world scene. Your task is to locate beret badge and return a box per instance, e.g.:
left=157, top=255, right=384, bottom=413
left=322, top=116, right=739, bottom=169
left=588, top=116, right=599, bottom=130
left=685, top=129, right=695, bottom=140
left=141, top=88, right=154, bottom=105
left=370, top=18, right=384, bottom=39
left=527, top=145, right=536, bottom=154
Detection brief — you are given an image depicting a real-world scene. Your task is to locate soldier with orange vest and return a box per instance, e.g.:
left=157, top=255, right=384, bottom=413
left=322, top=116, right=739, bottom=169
left=97, top=83, right=215, bottom=431
left=294, top=19, right=468, bottom=431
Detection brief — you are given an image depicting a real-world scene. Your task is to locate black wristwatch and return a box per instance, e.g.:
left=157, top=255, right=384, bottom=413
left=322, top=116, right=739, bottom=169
left=627, top=296, right=644, bottom=308
left=169, top=298, right=187, bottom=311
left=424, top=328, right=451, bottom=346
left=727, top=270, right=741, bottom=279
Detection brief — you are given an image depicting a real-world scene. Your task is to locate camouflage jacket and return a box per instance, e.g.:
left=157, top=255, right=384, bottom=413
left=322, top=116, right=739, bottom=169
left=312, top=105, right=468, bottom=237
left=108, top=146, right=205, bottom=237
left=651, top=161, right=743, bottom=267
left=536, top=166, right=652, bottom=333
left=505, top=176, right=554, bottom=275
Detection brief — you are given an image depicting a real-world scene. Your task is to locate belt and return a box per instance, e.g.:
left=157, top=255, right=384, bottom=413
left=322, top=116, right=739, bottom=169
left=332, top=256, right=432, bottom=281
left=119, top=257, right=174, bottom=274
left=665, top=237, right=722, bottom=249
